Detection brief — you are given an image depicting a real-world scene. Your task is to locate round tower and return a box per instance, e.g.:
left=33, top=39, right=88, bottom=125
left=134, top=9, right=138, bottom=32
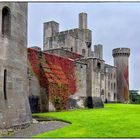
left=0, top=2, right=32, bottom=128
left=112, top=48, right=130, bottom=103
left=79, top=12, right=87, bottom=29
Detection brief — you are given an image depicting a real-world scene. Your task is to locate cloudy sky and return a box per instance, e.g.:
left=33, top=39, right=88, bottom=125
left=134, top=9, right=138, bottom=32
left=28, top=2, right=140, bottom=90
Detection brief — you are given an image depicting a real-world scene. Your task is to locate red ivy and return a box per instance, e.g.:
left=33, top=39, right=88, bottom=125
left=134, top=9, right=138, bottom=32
left=28, top=48, right=77, bottom=110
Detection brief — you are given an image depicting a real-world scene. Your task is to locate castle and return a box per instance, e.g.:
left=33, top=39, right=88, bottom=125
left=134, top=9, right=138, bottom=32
left=0, top=2, right=130, bottom=129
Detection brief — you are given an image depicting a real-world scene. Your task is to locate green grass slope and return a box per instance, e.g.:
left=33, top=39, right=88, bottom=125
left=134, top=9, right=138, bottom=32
left=33, top=104, right=140, bottom=138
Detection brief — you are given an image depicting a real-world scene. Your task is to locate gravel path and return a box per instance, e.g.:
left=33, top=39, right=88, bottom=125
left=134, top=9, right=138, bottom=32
left=6, top=121, right=68, bottom=138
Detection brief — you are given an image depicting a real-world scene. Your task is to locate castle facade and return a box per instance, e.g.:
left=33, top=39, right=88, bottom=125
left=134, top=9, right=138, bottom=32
left=0, top=2, right=130, bottom=129
left=28, top=12, right=130, bottom=112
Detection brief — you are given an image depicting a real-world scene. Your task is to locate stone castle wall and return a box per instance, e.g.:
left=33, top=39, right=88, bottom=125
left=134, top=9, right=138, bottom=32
left=105, top=64, right=117, bottom=102
left=0, top=2, right=32, bottom=128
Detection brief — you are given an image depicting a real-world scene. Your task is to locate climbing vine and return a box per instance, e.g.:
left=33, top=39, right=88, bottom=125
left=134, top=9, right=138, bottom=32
left=28, top=48, right=77, bottom=110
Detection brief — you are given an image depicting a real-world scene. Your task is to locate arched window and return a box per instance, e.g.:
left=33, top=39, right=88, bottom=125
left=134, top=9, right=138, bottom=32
left=108, top=81, right=110, bottom=89
left=108, top=92, right=110, bottom=100
left=114, top=83, right=116, bottom=90
left=111, top=83, right=113, bottom=90
left=2, top=6, right=11, bottom=37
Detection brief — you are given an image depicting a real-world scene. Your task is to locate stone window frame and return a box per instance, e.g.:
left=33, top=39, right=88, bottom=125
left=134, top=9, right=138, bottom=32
left=2, top=6, right=11, bottom=37
left=82, top=49, right=86, bottom=56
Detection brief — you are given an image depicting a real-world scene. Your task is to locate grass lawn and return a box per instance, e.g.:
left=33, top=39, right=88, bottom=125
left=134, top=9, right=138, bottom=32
left=33, top=104, right=140, bottom=138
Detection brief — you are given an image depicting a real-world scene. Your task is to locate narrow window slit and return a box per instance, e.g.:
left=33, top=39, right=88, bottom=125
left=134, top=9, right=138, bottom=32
left=3, top=69, right=7, bottom=100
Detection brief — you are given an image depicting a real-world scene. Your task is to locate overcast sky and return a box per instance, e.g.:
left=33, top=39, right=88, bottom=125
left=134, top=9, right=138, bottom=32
left=28, top=2, right=140, bottom=90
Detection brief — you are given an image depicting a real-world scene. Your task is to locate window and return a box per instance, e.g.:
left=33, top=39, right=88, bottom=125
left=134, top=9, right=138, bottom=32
left=3, top=69, right=7, bottom=100
left=114, top=83, right=116, bottom=90
left=2, top=6, right=11, bottom=37
left=71, top=47, right=73, bottom=52
left=108, top=81, right=110, bottom=89
left=108, top=92, right=110, bottom=100
left=82, top=49, right=86, bottom=56
left=101, top=74, right=104, bottom=80
left=114, top=73, right=116, bottom=79
left=49, top=38, right=52, bottom=48
left=111, top=83, right=113, bottom=90
left=114, top=93, right=116, bottom=100
left=97, top=62, right=101, bottom=69
left=101, top=90, right=104, bottom=95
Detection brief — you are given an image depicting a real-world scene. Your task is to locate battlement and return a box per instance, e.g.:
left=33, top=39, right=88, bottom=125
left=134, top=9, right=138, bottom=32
left=54, top=28, right=78, bottom=38
left=30, top=46, right=41, bottom=51
left=54, top=28, right=92, bottom=42
left=44, top=20, right=59, bottom=27
left=112, top=48, right=130, bottom=57
left=45, top=48, right=83, bottom=60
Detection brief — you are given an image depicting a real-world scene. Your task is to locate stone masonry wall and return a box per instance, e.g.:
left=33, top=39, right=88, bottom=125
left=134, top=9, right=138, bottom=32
left=0, top=2, right=32, bottom=128
left=105, top=64, right=117, bottom=102
left=43, top=13, right=92, bottom=58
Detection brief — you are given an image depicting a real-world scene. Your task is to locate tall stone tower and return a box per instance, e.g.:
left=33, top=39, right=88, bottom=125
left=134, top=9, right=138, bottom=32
left=79, top=12, right=87, bottom=29
left=0, top=2, right=32, bottom=128
left=79, top=12, right=92, bottom=57
left=112, top=48, right=130, bottom=103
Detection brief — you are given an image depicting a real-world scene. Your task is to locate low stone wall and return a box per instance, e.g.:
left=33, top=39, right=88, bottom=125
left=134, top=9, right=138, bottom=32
left=0, top=123, right=30, bottom=137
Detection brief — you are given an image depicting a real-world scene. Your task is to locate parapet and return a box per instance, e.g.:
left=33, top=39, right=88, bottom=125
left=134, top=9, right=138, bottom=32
left=30, top=46, right=41, bottom=51
left=54, top=28, right=92, bottom=42
left=112, top=48, right=130, bottom=57
left=44, top=21, right=59, bottom=29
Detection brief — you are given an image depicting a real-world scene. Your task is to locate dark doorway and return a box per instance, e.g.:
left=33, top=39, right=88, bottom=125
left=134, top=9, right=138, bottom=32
left=87, top=96, right=93, bottom=108
left=29, top=96, right=39, bottom=113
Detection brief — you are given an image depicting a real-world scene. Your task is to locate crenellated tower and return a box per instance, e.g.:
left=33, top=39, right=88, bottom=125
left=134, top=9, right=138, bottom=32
left=112, top=48, right=130, bottom=103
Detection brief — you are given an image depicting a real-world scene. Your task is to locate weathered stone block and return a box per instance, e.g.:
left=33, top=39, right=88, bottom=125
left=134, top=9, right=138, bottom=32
left=86, top=96, right=104, bottom=108
left=68, top=96, right=86, bottom=109
left=92, top=97, right=104, bottom=108
left=49, top=102, right=56, bottom=112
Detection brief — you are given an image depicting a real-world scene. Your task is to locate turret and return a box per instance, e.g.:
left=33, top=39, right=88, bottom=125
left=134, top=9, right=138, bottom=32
left=94, top=44, right=103, bottom=59
left=112, top=48, right=130, bottom=103
left=79, top=12, right=87, bottom=29
left=43, top=21, right=59, bottom=50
